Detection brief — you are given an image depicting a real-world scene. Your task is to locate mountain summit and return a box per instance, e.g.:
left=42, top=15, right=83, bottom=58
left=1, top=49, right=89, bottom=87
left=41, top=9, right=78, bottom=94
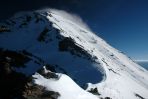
left=0, top=9, right=148, bottom=99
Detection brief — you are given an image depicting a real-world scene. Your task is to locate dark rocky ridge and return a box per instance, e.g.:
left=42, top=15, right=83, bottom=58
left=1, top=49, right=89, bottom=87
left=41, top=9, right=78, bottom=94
left=0, top=58, right=60, bottom=99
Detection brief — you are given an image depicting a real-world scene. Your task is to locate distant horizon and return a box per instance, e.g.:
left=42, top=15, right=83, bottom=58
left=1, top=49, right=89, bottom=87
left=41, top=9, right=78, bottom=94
left=134, top=59, right=148, bottom=62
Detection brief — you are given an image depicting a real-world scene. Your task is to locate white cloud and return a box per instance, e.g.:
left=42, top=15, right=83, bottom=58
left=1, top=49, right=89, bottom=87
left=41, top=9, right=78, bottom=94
left=36, top=8, right=91, bottom=31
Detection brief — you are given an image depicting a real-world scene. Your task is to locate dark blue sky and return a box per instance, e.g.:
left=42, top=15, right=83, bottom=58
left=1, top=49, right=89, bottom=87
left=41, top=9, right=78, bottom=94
left=0, top=0, right=148, bottom=60
left=81, top=0, right=148, bottom=60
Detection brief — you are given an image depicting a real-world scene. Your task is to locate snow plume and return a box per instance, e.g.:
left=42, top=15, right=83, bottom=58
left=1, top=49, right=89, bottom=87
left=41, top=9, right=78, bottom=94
left=37, top=8, right=91, bottom=31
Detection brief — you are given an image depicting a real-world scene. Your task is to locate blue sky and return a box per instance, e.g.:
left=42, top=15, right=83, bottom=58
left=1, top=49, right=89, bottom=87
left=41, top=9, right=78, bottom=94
left=79, top=0, right=148, bottom=60
left=0, top=0, right=148, bottom=60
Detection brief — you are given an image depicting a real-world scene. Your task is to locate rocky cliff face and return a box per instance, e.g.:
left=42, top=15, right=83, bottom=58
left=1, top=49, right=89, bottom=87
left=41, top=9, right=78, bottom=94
left=0, top=9, right=148, bottom=99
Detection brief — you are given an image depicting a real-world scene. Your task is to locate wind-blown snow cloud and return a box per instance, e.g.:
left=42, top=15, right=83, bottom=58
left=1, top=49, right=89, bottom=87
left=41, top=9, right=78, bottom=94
left=37, top=8, right=91, bottom=31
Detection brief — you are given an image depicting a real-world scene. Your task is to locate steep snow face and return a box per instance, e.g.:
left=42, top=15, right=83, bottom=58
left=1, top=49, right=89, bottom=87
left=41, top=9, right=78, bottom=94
left=0, top=11, right=103, bottom=87
left=0, top=9, right=148, bottom=99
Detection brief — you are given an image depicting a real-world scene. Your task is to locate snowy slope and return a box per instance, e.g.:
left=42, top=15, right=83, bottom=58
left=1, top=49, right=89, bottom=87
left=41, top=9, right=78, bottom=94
left=0, top=9, right=148, bottom=99
left=33, top=66, right=99, bottom=99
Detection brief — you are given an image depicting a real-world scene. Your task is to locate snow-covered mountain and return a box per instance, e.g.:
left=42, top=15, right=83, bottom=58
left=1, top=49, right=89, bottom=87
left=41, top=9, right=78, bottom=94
left=0, top=9, right=148, bottom=99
